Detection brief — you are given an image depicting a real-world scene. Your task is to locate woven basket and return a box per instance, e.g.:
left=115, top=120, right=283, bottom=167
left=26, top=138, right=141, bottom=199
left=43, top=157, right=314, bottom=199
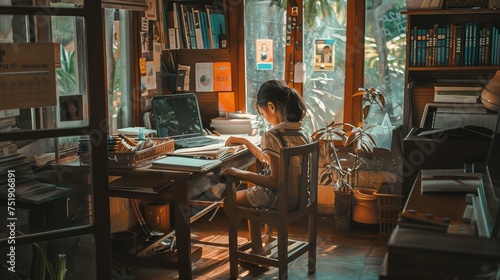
left=107, top=138, right=174, bottom=167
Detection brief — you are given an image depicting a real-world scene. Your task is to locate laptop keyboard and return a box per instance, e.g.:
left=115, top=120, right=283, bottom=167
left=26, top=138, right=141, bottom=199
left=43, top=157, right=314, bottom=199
left=175, top=136, right=224, bottom=148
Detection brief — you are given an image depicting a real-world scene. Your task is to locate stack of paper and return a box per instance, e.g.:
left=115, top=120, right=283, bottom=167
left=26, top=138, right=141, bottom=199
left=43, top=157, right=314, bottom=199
left=210, top=117, right=258, bottom=135
left=433, top=85, right=483, bottom=103
left=420, top=169, right=482, bottom=193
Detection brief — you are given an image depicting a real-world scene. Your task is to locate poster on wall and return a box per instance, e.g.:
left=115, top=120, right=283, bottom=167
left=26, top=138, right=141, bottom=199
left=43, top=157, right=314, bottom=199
left=0, top=43, right=56, bottom=110
left=314, top=39, right=335, bottom=71
left=256, top=39, right=273, bottom=70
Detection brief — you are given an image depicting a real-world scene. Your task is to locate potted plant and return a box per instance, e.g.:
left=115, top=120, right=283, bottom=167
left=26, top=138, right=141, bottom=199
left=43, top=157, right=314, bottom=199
left=311, top=87, right=384, bottom=229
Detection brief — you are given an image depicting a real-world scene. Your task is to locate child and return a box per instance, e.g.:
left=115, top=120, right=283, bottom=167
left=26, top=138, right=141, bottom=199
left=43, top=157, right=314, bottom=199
left=223, top=80, right=309, bottom=251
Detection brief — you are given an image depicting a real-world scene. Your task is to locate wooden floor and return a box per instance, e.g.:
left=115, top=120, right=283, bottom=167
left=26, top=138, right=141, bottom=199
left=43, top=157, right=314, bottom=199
left=126, top=209, right=389, bottom=280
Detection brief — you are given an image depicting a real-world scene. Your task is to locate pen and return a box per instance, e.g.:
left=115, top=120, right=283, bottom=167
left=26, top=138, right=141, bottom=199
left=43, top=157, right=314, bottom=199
left=211, top=129, right=221, bottom=136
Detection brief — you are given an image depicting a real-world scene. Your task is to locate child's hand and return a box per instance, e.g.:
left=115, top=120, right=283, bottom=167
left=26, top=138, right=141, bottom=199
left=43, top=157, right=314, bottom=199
left=225, top=136, right=245, bottom=146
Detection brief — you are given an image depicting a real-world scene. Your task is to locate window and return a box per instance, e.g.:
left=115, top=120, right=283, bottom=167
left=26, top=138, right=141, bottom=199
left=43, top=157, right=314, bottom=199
left=364, top=0, right=406, bottom=127
left=244, top=0, right=407, bottom=134
left=104, top=8, right=133, bottom=133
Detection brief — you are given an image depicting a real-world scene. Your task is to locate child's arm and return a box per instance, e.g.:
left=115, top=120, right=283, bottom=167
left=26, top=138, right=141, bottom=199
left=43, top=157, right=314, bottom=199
left=223, top=153, right=280, bottom=191
left=224, top=136, right=263, bottom=162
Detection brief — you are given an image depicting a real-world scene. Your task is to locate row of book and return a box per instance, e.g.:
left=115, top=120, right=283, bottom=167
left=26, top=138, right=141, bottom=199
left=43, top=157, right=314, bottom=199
left=162, top=1, right=227, bottom=50
left=410, top=22, right=500, bottom=67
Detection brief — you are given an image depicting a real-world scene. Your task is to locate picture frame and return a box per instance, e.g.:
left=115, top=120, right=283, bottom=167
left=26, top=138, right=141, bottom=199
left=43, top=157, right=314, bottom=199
left=314, top=39, right=334, bottom=72
left=406, top=0, right=444, bottom=10
left=59, top=95, right=84, bottom=122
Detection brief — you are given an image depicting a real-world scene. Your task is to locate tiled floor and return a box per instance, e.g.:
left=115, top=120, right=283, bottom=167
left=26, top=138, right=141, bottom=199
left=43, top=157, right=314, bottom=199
left=127, top=210, right=389, bottom=280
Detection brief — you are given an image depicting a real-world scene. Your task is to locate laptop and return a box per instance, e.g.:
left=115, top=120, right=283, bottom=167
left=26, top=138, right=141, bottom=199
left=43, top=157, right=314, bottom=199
left=151, top=93, right=224, bottom=149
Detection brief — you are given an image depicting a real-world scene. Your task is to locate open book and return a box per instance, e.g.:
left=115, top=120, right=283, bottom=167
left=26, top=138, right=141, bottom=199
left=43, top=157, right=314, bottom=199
left=172, top=135, right=259, bottom=159
left=421, top=169, right=482, bottom=193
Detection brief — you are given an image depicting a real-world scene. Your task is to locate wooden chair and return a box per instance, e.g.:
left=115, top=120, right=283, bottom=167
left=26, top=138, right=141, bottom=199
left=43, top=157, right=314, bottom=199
left=225, top=141, right=319, bottom=280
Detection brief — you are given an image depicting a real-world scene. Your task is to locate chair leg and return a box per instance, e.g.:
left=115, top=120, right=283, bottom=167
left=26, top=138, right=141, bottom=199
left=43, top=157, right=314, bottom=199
left=278, top=223, right=288, bottom=280
left=308, top=211, right=317, bottom=274
left=228, top=217, right=239, bottom=279
left=248, top=220, right=263, bottom=253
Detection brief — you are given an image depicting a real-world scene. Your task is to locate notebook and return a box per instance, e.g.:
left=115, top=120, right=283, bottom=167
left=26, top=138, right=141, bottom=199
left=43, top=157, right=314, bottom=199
left=151, top=156, right=221, bottom=172
left=151, top=93, right=224, bottom=148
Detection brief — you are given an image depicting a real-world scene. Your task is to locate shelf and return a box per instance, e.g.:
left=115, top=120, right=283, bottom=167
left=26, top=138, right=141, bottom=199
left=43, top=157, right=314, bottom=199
left=408, top=66, right=500, bottom=71
left=402, top=8, right=500, bottom=16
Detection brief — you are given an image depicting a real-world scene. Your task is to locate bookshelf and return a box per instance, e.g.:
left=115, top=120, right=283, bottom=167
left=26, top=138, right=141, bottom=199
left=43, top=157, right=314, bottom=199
left=402, top=8, right=500, bottom=131
left=162, top=0, right=228, bottom=50
left=159, top=0, right=243, bottom=128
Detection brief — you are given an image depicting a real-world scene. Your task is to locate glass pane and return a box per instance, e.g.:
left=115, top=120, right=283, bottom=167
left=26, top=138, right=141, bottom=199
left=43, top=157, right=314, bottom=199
left=364, top=0, right=406, bottom=127
left=0, top=14, right=89, bottom=132
left=0, top=136, right=93, bottom=234
left=105, top=8, right=132, bottom=134
left=0, top=234, right=95, bottom=279
left=244, top=0, right=287, bottom=130
left=0, top=0, right=84, bottom=8
left=302, top=0, right=347, bottom=134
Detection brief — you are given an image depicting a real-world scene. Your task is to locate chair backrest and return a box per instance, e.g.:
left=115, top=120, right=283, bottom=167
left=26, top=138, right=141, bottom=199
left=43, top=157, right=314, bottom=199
left=278, top=141, right=319, bottom=212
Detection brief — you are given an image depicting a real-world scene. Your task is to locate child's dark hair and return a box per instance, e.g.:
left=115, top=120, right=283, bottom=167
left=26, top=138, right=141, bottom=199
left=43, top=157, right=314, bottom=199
left=255, top=80, right=306, bottom=122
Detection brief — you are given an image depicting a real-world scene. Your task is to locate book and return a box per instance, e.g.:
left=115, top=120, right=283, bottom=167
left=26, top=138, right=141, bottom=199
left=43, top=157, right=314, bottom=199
left=0, top=144, right=17, bottom=157
left=421, top=169, right=482, bottom=193
left=109, top=177, right=174, bottom=194
left=213, top=62, right=231, bottom=91
left=215, top=144, right=247, bottom=160
left=172, top=143, right=247, bottom=160
left=179, top=4, right=191, bottom=49
left=200, top=11, right=210, bottom=49
left=195, top=62, right=214, bottom=92
left=205, top=5, right=225, bottom=49
left=192, top=9, right=204, bottom=49
left=151, top=156, right=221, bottom=172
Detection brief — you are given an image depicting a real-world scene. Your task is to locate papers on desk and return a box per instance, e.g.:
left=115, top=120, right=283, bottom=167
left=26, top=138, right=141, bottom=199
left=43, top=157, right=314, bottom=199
left=172, top=135, right=260, bottom=159
left=421, top=169, right=482, bottom=194
left=151, top=156, right=221, bottom=172
left=109, top=177, right=174, bottom=194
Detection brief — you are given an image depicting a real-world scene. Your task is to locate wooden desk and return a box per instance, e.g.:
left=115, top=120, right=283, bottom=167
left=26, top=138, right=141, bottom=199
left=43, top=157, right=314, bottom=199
left=380, top=173, right=500, bottom=279
left=108, top=150, right=256, bottom=280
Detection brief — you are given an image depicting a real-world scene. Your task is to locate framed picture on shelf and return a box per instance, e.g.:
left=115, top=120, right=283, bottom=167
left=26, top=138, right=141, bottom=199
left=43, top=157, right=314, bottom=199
left=406, top=0, right=444, bottom=10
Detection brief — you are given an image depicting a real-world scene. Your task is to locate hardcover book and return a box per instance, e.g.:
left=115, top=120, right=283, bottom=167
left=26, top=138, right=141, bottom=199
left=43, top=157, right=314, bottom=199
left=213, top=62, right=232, bottom=91
left=195, top=62, right=214, bottom=92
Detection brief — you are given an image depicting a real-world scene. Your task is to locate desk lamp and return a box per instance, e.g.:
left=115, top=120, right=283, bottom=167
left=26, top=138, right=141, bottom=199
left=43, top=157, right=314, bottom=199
left=218, top=91, right=236, bottom=117
left=481, top=70, right=500, bottom=112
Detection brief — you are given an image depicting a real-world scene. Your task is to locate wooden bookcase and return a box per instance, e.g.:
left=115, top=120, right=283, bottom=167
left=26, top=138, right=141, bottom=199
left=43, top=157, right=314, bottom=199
left=158, top=0, right=244, bottom=128
left=402, top=8, right=500, bottom=132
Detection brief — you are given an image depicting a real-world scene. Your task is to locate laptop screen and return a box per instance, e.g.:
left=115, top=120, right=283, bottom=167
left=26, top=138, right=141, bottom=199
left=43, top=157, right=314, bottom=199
left=151, top=93, right=204, bottom=139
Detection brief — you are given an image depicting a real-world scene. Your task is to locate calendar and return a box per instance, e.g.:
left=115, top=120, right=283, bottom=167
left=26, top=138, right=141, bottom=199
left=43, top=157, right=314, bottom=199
left=0, top=43, right=56, bottom=110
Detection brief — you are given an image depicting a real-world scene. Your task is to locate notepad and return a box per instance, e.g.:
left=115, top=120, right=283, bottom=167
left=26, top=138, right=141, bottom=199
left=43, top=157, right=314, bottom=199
left=420, top=169, right=482, bottom=193
left=151, top=156, right=221, bottom=172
